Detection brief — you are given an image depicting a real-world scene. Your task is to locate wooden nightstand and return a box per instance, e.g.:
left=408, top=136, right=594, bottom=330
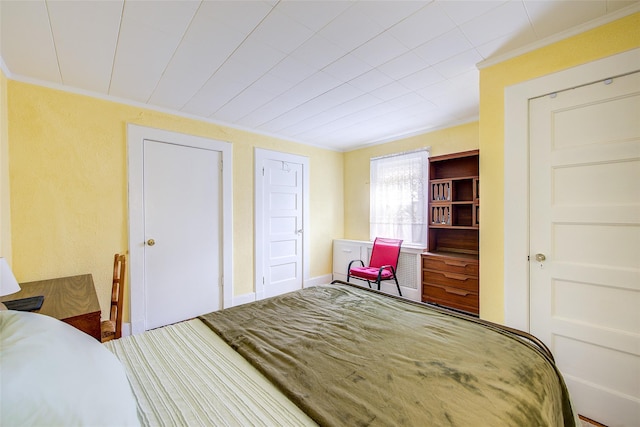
left=1, top=274, right=101, bottom=340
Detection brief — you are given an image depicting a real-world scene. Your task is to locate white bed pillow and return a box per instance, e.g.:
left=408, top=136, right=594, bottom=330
left=0, top=310, right=140, bottom=426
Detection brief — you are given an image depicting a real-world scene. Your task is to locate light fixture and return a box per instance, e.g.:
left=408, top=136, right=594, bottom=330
left=0, top=257, right=21, bottom=310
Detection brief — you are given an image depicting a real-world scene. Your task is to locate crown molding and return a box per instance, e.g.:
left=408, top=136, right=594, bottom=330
left=477, top=3, right=640, bottom=69
left=0, top=70, right=347, bottom=151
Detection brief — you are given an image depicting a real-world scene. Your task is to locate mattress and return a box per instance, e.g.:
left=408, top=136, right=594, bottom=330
left=200, top=282, right=578, bottom=427
left=104, top=318, right=316, bottom=427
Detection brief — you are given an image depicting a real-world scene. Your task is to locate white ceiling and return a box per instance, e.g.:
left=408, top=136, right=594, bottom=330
left=1, top=0, right=637, bottom=151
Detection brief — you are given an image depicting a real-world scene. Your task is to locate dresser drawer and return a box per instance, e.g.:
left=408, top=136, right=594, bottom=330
left=422, top=284, right=479, bottom=314
left=422, top=269, right=478, bottom=293
left=422, top=254, right=478, bottom=276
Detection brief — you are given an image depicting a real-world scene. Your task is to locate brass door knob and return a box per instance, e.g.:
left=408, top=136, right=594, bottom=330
left=535, top=253, right=546, bottom=262
left=147, top=239, right=156, bottom=246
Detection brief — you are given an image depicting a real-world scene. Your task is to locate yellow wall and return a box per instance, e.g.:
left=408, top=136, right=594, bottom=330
left=343, top=122, right=479, bottom=240
left=5, top=13, right=636, bottom=325
left=478, top=13, right=640, bottom=322
left=7, top=81, right=343, bottom=317
left=0, top=67, right=10, bottom=262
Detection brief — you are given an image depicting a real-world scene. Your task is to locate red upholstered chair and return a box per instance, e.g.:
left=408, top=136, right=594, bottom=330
left=347, top=238, right=403, bottom=296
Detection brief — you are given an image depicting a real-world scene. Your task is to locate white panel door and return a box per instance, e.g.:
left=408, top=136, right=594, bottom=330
left=255, top=149, right=308, bottom=300
left=143, top=139, right=221, bottom=329
left=530, top=71, right=640, bottom=426
left=262, top=158, right=303, bottom=298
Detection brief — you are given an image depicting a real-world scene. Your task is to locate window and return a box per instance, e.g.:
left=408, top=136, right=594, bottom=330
left=370, top=150, right=428, bottom=246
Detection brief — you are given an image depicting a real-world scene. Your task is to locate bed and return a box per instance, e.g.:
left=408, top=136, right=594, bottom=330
left=1, top=281, right=578, bottom=426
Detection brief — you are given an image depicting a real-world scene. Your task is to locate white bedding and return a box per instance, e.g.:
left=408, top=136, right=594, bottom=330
left=0, top=310, right=139, bottom=427
left=104, top=319, right=316, bottom=427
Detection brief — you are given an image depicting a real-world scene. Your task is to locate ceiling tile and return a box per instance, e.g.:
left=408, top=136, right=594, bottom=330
left=524, top=0, right=606, bottom=38
left=460, top=0, right=532, bottom=47
left=322, top=54, right=372, bottom=83
left=377, top=50, right=430, bottom=80
left=437, top=0, right=506, bottom=25
left=253, top=72, right=296, bottom=96
left=276, top=85, right=365, bottom=134
left=474, top=28, right=537, bottom=59
left=276, top=0, right=352, bottom=32
left=214, top=85, right=276, bottom=123
left=348, top=69, right=394, bottom=92
left=388, top=92, right=428, bottom=109
left=0, top=0, right=60, bottom=82
left=148, top=37, right=232, bottom=109
left=47, top=1, right=122, bottom=93
left=2, top=0, right=635, bottom=151
left=358, top=1, right=429, bottom=27
left=150, top=1, right=276, bottom=108
left=265, top=55, right=318, bottom=85
left=291, top=34, right=348, bottom=70
left=185, top=83, right=246, bottom=118
left=250, top=8, right=314, bottom=54
left=370, top=81, right=412, bottom=101
left=239, top=71, right=343, bottom=129
left=237, top=98, right=293, bottom=129
left=352, top=32, right=409, bottom=67
left=606, top=0, right=639, bottom=11
left=432, top=49, right=483, bottom=79
left=417, top=79, right=455, bottom=102
left=447, top=70, right=480, bottom=93
left=388, top=2, right=457, bottom=49
left=318, top=3, right=385, bottom=52
left=318, top=84, right=367, bottom=106
left=283, top=71, right=343, bottom=106
left=197, top=0, right=273, bottom=33
left=398, top=66, right=445, bottom=91
left=109, top=1, right=198, bottom=102
left=230, top=37, right=287, bottom=74
left=413, top=28, right=473, bottom=66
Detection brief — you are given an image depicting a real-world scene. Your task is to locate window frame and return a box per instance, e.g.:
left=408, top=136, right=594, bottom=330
left=369, top=149, right=429, bottom=247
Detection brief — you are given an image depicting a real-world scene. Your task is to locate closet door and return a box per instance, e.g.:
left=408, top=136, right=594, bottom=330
left=143, top=139, right=222, bottom=330
left=529, top=71, right=640, bottom=426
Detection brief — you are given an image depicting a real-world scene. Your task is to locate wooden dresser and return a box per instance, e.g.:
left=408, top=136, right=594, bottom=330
left=0, top=274, right=101, bottom=340
left=421, top=252, right=478, bottom=315
left=422, top=150, right=479, bottom=316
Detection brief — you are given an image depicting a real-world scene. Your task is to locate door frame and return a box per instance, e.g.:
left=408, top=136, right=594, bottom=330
left=503, top=48, right=639, bottom=331
left=254, top=148, right=310, bottom=300
left=127, top=124, right=233, bottom=334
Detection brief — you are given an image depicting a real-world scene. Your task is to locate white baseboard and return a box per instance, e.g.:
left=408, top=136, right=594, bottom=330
left=304, top=274, right=333, bottom=288
left=121, top=322, right=132, bottom=337
left=231, top=292, right=256, bottom=307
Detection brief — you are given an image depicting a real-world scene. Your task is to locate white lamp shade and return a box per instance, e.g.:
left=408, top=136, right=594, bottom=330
left=0, top=258, right=21, bottom=297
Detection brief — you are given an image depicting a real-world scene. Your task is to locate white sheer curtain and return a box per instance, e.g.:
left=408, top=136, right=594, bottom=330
left=370, top=150, right=428, bottom=246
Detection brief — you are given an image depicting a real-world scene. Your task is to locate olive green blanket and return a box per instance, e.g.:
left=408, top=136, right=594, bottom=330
left=199, top=283, right=576, bottom=427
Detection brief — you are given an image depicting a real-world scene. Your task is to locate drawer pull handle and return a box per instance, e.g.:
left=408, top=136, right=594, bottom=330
left=444, top=260, right=468, bottom=267
left=442, top=272, right=469, bottom=281
left=444, top=287, right=470, bottom=296
left=342, top=249, right=352, bottom=253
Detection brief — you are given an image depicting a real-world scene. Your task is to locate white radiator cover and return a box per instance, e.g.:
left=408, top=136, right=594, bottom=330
left=365, top=247, right=418, bottom=290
